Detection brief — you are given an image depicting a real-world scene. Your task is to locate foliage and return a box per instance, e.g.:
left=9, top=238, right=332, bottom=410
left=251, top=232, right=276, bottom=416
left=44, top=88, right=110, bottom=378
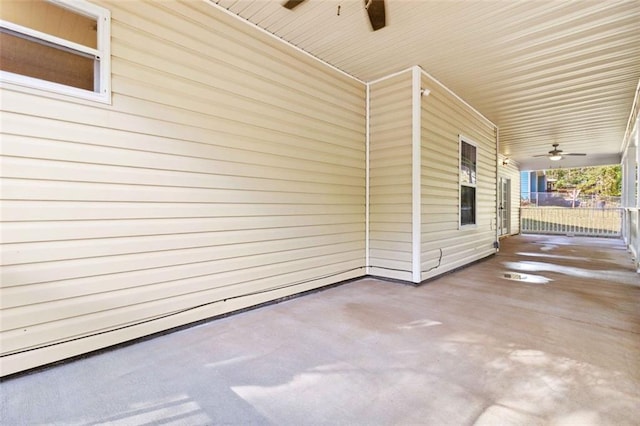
left=545, top=165, right=621, bottom=196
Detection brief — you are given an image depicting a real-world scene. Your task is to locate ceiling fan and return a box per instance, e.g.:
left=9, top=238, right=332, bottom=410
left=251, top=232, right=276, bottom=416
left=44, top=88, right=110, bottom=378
left=534, top=143, right=587, bottom=161
left=283, top=0, right=386, bottom=31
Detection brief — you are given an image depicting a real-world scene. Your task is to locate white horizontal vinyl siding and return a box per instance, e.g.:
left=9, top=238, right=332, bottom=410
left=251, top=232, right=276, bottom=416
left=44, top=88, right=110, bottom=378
left=0, top=0, right=365, bottom=376
left=368, top=72, right=413, bottom=281
left=420, top=73, right=497, bottom=280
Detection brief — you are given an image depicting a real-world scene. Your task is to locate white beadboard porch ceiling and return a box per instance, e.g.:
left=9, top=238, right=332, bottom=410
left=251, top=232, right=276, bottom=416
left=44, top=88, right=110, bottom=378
left=212, top=0, right=640, bottom=170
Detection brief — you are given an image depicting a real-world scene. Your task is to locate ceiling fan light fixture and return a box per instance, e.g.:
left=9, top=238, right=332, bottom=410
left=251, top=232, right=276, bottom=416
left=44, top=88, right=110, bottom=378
left=533, top=144, right=585, bottom=161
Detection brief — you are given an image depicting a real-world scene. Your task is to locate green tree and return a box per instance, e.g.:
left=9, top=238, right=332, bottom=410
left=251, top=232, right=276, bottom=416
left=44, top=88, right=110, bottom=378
left=546, top=165, right=621, bottom=196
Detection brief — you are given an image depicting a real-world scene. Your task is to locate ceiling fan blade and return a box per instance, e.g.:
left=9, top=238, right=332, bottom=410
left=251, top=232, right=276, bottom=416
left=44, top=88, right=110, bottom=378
left=532, top=144, right=585, bottom=159
left=365, top=0, right=386, bottom=31
left=283, top=0, right=306, bottom=10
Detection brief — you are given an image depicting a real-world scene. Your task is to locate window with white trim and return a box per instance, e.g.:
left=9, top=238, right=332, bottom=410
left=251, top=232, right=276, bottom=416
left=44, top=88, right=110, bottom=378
left=0, top=0, right=110, bottom=103
left=460, top=137, right=477, bottom=227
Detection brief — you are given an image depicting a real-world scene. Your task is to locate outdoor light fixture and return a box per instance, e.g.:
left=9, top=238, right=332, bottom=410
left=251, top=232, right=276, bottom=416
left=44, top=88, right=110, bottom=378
left=502, top=158, right=510, bottom=166
left=549, top=154, right=563, bottom=161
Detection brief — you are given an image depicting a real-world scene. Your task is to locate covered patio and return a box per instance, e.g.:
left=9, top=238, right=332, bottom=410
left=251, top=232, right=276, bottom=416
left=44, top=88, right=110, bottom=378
left=2, top=0, right=640, bottom=377
left=2, top=234, right=638, bottom=425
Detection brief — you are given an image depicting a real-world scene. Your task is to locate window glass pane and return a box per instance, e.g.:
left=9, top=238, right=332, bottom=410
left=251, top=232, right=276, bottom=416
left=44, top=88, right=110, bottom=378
left=461, top=185, right=476, bottom=225
left=0, top=0, right=97, bottom=48
left=0, top=31, right=95, bottom=91
left=460, top=142, right=476, bottom=184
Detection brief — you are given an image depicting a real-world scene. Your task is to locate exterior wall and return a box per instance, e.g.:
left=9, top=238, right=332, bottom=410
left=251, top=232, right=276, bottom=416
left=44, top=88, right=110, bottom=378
left=499, top=155, right=521, bottom=236
left=420, top=73, right=497, bottom=280
left=0, top=1, right=365, bottom=376
left=520, top=171, right=530, bottom=200
left=367, top=71, right=413, bottom=281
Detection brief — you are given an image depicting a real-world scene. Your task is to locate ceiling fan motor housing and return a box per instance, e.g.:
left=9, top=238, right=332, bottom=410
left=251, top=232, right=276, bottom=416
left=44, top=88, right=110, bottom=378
left=283, top=0, right=386, bottom=31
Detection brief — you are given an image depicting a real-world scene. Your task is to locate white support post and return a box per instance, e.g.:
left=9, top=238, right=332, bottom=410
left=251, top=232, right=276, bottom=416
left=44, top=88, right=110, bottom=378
left=624, top=155, right=628, bottom=209
left=495, top=127, right=500, bottom=249
left=624, top=148, right=637, bottom=208
left=636, top=124, right=640, bottom=209
left=622, top=144, right=639, bottom=271
left=628, top=123, right=640, bottom=273
left=411, top=66, right=422, bottom=283
left=621, top=152, right=629, bottom=242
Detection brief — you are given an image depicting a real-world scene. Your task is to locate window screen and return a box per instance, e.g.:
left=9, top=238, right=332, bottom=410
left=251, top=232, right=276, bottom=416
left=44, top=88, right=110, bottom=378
left=0, top=0, right=110, bottom=102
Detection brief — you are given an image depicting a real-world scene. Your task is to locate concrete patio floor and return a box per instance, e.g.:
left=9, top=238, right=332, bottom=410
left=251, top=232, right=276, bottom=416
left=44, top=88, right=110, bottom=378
left=1, top=235, right=639, bottom=425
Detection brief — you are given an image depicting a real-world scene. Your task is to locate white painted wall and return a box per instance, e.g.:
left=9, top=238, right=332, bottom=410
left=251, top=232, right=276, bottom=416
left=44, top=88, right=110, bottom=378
left=0, top=0, right=366, bottom=376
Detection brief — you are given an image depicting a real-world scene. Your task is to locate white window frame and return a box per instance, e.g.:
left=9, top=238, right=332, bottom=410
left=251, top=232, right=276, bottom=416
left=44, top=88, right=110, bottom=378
left=459, top=135, right=478, bottom=229
left=0, top=0, right=111, bottom=104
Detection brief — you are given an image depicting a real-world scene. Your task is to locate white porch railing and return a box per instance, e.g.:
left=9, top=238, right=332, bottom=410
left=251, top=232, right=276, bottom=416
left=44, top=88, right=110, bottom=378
left=521, top=207, right=623, bottom=237
left=521, top=192, right=621, bottom=208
